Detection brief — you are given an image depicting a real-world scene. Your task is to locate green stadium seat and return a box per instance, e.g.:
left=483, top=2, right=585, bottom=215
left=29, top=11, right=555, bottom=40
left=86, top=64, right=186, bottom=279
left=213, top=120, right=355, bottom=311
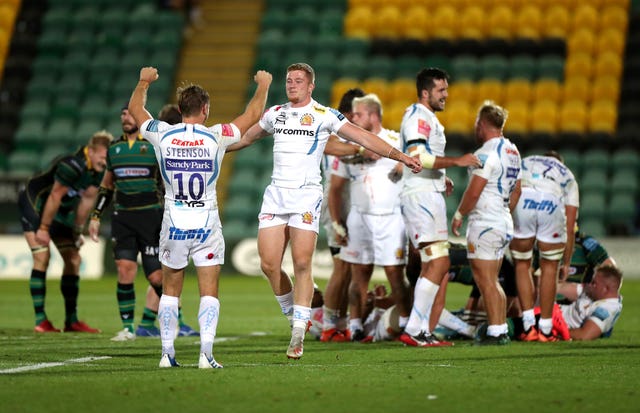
left=222, top=219, right=254, bottom=242
left=394, top=55, right=423, bottom=79
left=261, top=9, right=288, bottom=30
left=7, top=149, right=41, bottom=175
left=341, top=37, right=369, bottom=58
left=314, top=32, right=342, bottom=54
left=291, top=6, right=318, bottom=32
left=31, top=55, right=63, bottom=77
left=36, top=29, right=67, bottom=57
left=480, top=54, right=509, bottom=81
left=228, top=170, right=261, bottom=197
left=39, top=145, right=67, bottom=170
left=75, top=119, right=103, bottom=141
left=41, top=7, right=72, bottom=33
left=284, top=30, right=315, bottom=56
left=20, top=100, right=51, bottom=124
left=154, top=10, right=185, bottom=30
left=578, top=218, right=606, bottom=238
left=336, top=54, right=367, bottom=80
left=257, top=29, right=286, bottom=54
left=13, top=121, right=46, bottom=151
left=537, top=55, right=564, bottom=81
left=45, top=118, right=76, bottom=144
left=560, top=149, right=581, bottom=178
left=582, top=149, right=610, bottom=174
left=366, top=55, right=394, bottom=80
left=606, top=194, right=636, bottom=228
left=579, top=192, right=606, bottom=220
left=451, top=55, right=478, bottom=82
left=223, top=195, right=259, bottom=221
left=310, top=51, right=338, bottom=82
left=580, top=170, right=608, bottom=194
left=509, top=54, right=537, bottom=81
left=318, top=9, right=343, bottom=35
left=611, top=149, right=639, bottom=174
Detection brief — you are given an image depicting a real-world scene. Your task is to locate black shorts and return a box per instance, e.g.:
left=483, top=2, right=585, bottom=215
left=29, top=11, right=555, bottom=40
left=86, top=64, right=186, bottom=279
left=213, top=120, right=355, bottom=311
left=111, top=208, right=162, bottom=263
left=18, top=189, right=76, bottom=247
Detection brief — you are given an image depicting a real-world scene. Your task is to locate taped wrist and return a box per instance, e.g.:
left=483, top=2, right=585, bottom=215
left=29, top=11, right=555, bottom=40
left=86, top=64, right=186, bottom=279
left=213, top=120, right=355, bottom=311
left=331, top=221, right=347, bottom=238
left=91, top=186, right=114, bottom=220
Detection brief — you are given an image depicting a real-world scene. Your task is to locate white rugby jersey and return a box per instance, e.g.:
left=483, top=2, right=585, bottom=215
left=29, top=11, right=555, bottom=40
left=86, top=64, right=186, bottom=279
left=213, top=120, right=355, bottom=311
left=259, top=99, right=348, bottom=189
left=520, top=155, right=579, bottom=207
left=333, top=128, right=402, bottom=215
left=400, top=103, right=447, bottom=193
left=140, top=119, right=240, bottom=229
left=468, top=137, right=521, bottom=226
left=561, top=289, right=622, bottom=338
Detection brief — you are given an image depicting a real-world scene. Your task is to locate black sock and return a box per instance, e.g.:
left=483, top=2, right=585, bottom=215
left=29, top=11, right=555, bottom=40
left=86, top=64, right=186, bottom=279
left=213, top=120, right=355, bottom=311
left=30, top=269, right=47, bottom=324
left=60, top=274, right=79, bottom=325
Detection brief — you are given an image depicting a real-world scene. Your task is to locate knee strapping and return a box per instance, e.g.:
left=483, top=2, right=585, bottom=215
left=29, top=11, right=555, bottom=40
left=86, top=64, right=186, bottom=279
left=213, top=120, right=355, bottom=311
left=420, top=241, right=450, bottom=263
left=540, top=248, right=564, bottom=261
left=511, top=249, right=533, bottom=260
left=31, top=245, right=49, bottom=254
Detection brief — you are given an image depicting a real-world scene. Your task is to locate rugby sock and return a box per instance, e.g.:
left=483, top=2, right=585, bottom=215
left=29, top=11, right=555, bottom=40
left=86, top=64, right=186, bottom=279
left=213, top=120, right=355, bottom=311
left=116, top=282, right=135, bottom=332
left=398, top=316, right=409, bottom=329
left=198, top=296, right=220, bottom=357
left=439, top=309, right=475, bottom=338
left=522, top=308, right=536, bottom=332
left=60, top=274, right=79, bottom=325
left=139, top=307, right=158, bottom=329
left=322, top=305, right=339, bottom=330
left=404, top=277, right=439, bottom=336
left=487, top=323, right=508, bottom=337
left=159, top=295, right=179, bottom=357
left=29, top=269, right=47, bottom=324
left=292, top=304, right=311, bottom=330
left=539, top=318, right=553, bottom=335
left=275, top=291, right=294, bottom=323
left=349, top=318, right=363, bottom=334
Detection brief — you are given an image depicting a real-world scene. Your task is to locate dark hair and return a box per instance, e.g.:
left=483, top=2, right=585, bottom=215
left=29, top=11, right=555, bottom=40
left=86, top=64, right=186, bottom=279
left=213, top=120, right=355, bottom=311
left=158, top=104, right=182, bottom=125
left=544, top=150, right=564, bottom=163
left=176, top=83, right=209, bottom=118
left=338, top=88, right=365, bottom=113
left=416, top=67, right=449, bottom=98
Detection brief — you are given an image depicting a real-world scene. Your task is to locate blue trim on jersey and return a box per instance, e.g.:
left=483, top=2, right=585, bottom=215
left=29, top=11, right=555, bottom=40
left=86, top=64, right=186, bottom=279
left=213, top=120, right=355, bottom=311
left=479, top=227, right=493, bottom=239
left=146, top=119, right=160, bottom=132
left=208, top=151, right=220, bottom=185
left=160, top=126, right=187, bottom=143
left=307, top=123, right=323, bottom=155
left=194, top=127, right=217, bottom=145
left=419, top=204, right=434, bottom=219
left=496, top=139, right=505, bottom=194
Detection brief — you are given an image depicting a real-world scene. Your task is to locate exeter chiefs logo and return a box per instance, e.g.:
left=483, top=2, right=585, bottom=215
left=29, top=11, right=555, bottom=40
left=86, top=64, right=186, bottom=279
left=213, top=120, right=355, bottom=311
left=299, top=113, right=314, bottom=126
left=301, top=211, right=314, bottom=224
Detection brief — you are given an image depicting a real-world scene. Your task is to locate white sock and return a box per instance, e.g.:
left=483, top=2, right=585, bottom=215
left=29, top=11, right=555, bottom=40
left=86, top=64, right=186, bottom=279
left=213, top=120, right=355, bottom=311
left=198, top=296, right=220, bottom=357
left=349, top=318, right=363, bottom=333
left=159, top=295, right=179, bottom=357
left=539, top=318, right=553, bottom=335
left=292, top=304, right=311, bottom=330
left=404, top=277, right=439, bottom=336
left=487, top=323, right=508, bottom=337
left=439, top=309, right=475, bottom=338
left=322, top=305, right=339, bottom=330
left=275, top=291, right=294, bottom=316
left=522, top=309, right=536, bottom=331
left=398, top=316, right=409, bottom=329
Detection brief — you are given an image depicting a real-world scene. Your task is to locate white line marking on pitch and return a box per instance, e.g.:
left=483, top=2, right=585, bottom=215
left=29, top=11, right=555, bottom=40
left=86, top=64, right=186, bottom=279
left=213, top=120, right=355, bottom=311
left=0, top=356, right=111, bottom=374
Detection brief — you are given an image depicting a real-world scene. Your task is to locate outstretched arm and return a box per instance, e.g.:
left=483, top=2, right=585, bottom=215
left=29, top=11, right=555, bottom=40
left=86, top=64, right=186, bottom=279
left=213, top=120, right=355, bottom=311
left=129, top=67, right=158, bottom=127
left=230, top=70, right=273, bottom=135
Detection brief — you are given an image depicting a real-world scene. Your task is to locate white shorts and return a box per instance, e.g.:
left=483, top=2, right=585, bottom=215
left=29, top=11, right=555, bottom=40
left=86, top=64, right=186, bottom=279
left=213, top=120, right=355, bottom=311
left=401, top=190, right=448, bottom=248
left=258, top=184, right=323, bottom=233
left=159, top=211, right=225, bottom=269
left=466, top=221, right=512, bottom=260
left=512, top=188, right=567, bottom=243
left=340, top=210, right=406, bottom=266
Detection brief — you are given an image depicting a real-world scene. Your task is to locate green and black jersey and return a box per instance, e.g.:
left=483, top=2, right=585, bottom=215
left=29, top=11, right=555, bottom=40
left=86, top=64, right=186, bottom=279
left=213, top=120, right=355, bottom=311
left=566, top=231, right=610, bottom=283
left=25, top=146, right=104, bottom=227
left=108, top=134, right=162, bottom=211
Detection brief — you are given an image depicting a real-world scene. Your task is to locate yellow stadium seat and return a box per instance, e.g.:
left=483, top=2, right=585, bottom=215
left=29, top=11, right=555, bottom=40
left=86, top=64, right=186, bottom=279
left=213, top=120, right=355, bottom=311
left=514, top=6, right=543, bottom=39
left=543, top=5, right=571, bottom=38
left=594, top=51, right=623, bottom=81
left=371, top=6, right=402, bottom=39
left=458, top=6, right=486, bottom=39
left=431, top=6, right=457, bottom=39
left=442, top=101, right=474, bottom=134
left=447, top=80, right=476, bottom=107
left=383, top=101, right=409, bottom=131
left=567, top=29, right=596, bottom=57
left=360, top=78, right=389, bottom=104
left=503, top=101, right=529, bottom=135
left=402, top=6, right=429, bottom=39
left=331, top=78, right=360, bottom=107
left=530, top=101, right=559, bottom=134
left=600, top=6, right=629, bottom=33
left=572, top=5, right=599, bottom=33
left=559, top=100, right=589, bottom=134
left=486, top=6, right=514, bottom=39
left=562, top=76, right=590, bottom=103
left=344, top=6, right=374, bottom=38
left=532, top=79, right=561, bottom=104
left=590, top=75, right=621, bottom=105
left=596, top=29, right=626, bottom=58
left=504, top=80, right=532, bottom=105
left=565, top=53, right=593, bottom=80
left=588, top=102, right=618, bottom=134
left=475, top=80, right=504, bottom=107
left=389, top=78, right=416, bottom=105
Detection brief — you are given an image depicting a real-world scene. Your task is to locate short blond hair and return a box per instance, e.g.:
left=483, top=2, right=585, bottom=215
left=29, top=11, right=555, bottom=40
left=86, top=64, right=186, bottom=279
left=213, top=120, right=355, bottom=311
left=478, top=100, right=508, bottom=129
left=352, top=93, right=383, bottom=117
left=88, top=130, right=114, bottom=150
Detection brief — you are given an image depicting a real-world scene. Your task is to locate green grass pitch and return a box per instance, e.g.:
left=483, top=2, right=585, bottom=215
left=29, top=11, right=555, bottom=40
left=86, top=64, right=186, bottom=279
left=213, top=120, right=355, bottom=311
left=0, top=274, right=639, bottom=413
